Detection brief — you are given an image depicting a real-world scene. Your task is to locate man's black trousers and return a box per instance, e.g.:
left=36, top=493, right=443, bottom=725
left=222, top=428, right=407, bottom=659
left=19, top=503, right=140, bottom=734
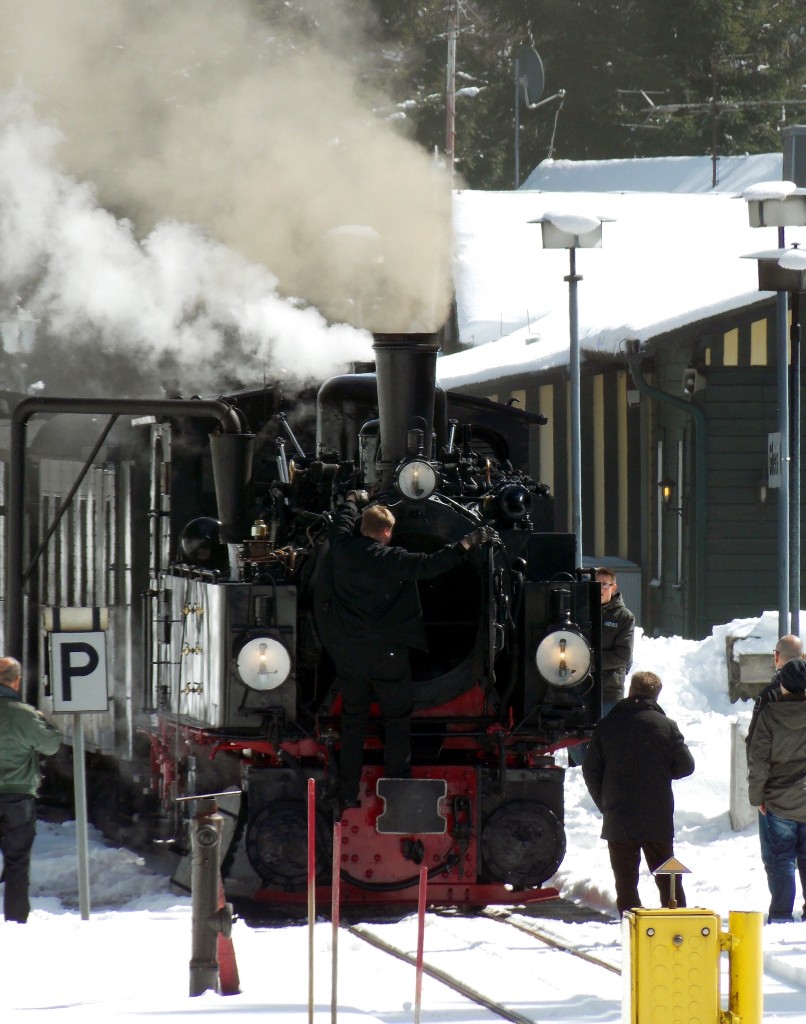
left=335, top=644, right=413, bottom=803
left=607, top=838, right=686, bottom=916
left=0, top=793, right=37, bottom=923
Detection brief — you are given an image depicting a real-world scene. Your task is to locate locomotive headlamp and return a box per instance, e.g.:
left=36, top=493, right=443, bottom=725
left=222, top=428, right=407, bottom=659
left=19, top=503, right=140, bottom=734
left=236, top=636, right=291, bottom=691
left=395, top=458, right=438, bottom=501
left=535, top=627, right=592, bottom=688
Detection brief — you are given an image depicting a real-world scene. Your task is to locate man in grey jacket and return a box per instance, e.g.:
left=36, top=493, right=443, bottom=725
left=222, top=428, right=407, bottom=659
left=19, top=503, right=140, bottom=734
left=747, top=656, right=806, bottom=923
left=0, top=656, right=62, bottom=922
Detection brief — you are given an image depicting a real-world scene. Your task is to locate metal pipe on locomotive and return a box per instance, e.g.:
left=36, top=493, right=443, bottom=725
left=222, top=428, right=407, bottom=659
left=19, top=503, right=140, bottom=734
left=6, top=330, right=602, bottom=907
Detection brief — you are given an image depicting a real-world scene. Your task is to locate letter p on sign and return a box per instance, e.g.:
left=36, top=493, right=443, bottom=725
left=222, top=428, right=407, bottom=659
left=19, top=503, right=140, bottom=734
left=49, top=631, right=109, bottom=713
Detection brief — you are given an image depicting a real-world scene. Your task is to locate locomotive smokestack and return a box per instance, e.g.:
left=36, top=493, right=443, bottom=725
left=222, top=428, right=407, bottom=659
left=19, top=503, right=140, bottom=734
left=209, top=432, right=255, bottom=543
left=373, top=332, right=440, bottom=486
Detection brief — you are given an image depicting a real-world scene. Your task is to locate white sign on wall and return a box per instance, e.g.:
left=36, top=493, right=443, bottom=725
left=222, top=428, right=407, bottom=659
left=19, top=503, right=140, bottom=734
left=768, top=432, right=782, bottom=489
left=48, top=631, right=109, bottom=713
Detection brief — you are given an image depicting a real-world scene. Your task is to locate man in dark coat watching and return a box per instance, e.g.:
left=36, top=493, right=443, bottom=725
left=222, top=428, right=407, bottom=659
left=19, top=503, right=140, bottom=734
left=582, top=670, right=695, bottom=916
left=0, top=656, right=62, bottom=923
left=747, top=656, right=806, bottom=923
left=325, top=491, right=488, bottom=816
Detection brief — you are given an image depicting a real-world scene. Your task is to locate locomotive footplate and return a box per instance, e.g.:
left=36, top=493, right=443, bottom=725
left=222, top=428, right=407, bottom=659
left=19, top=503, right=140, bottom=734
left=376, top=778, right=447, bottom=834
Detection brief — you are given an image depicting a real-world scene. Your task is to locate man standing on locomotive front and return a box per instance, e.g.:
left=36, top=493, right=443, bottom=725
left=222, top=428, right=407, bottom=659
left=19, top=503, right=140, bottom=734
left=324, top=491, right=486, bottom=818
left=0, top=656, right=62, bottom=923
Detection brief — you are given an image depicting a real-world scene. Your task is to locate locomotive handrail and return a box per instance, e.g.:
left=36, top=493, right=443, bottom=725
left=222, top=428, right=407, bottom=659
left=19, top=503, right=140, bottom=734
left=5, top=396, right=243, bottom=690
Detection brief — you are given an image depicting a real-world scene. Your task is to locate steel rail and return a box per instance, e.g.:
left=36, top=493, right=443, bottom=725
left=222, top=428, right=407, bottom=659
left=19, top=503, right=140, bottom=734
left=481, top=907, right=621, bottom=975
left=346, top=923, right=537, bottom=1024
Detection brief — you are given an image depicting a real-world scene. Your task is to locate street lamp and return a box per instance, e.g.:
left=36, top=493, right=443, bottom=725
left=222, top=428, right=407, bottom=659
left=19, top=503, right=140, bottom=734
left=530, top=213, right=611, bottom=568
left=743, top=187, right=806, bottom=634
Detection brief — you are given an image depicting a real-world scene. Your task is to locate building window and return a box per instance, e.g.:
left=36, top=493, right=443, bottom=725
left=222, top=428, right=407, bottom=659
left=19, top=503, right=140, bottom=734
left=750, top=319, right=767, bottom=366
left=723, top=329, right=739, bottom=366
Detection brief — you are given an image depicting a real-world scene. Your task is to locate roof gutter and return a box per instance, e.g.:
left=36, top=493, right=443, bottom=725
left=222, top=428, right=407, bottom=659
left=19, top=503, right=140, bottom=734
left=624, top=341, right=707, bottom=637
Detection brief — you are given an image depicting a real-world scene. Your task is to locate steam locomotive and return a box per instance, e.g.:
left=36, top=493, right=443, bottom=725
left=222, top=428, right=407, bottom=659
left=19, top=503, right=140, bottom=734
left=4, top=330, right=602, bottom=907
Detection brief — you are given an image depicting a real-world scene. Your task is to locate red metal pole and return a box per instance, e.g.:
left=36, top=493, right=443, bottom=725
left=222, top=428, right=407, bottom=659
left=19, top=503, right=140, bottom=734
left=330, top=819, right=342, bottom=1024
left=414, top=864, right=428, bottom=1024
left=308, top=778, right=316, bottom=1024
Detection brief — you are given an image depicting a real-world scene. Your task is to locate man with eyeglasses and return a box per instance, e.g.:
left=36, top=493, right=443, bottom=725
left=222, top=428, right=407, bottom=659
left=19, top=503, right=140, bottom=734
left=746, top=633, right=804, bottom=917
left=570, top=567, right=634, bottom=765
left=596, top=567, right=635, bottom=716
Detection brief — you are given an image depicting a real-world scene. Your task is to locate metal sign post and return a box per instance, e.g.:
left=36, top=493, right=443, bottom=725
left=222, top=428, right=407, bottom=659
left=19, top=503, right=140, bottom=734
left=48, top=629, right=109, bottom=921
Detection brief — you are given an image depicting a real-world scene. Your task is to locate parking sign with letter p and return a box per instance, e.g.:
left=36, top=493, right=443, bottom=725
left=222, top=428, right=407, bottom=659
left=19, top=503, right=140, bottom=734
left=48, top=631, right=109, bottom=713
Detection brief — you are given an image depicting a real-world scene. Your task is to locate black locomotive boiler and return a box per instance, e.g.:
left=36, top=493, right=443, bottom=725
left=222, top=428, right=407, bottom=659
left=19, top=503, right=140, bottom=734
left=4, top=330, right=602, bottom=907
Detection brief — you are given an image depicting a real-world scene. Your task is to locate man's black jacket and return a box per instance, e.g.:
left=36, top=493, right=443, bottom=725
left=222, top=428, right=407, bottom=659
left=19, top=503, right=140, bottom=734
left=319, top=500, right=467, bottom=657
left=582, top=696, right=695, bottom=842
left=600, top=592, right=635, bottom=703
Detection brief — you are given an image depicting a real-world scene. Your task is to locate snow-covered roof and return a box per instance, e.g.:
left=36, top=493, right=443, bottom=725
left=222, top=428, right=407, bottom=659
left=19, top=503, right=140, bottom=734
left=520, top=153, right=783, bottom=194
left=438, top=183, right=806, bottom=391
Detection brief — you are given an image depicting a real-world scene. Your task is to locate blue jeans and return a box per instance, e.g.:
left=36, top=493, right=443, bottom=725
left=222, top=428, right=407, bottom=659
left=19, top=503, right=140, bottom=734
left=759, top=808, right=772, bottom=883
left=765, top=809, right=806, bottom=922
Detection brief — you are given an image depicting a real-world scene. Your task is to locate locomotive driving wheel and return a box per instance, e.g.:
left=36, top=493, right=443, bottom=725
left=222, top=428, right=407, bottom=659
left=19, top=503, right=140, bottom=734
left=245, top=799, right=332, bottom=889
left=480, top=800, right=566, bottom=887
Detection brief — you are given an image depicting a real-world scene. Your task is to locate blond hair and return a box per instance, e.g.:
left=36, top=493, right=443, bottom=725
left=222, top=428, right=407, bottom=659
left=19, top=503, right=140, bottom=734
left=361, top=504, right=395, bottom=540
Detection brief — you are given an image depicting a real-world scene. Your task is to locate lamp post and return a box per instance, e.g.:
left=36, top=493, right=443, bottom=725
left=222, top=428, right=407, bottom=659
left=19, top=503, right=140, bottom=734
left=744, top=204, right=806, bottom=633
left=531, top=213, right=610, bottom=568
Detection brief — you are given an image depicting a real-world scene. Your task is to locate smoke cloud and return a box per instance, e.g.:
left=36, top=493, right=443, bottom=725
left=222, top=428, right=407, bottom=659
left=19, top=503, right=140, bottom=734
left=0, top=0, right=454, bottom=395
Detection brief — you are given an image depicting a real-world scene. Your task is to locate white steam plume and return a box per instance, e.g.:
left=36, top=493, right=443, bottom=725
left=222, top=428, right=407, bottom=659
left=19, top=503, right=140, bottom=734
left=0, top=0, right=454, bottom=356
left=0, top=87, right=373, bottom=395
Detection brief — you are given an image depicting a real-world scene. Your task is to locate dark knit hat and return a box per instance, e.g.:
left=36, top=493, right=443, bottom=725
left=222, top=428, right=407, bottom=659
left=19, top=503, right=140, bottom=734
left=778, top=658, right=806, bottom=693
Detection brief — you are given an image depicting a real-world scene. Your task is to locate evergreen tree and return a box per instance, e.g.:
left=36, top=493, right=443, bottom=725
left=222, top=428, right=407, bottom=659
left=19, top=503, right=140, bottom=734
left=249, top=1, right=806, bottom=188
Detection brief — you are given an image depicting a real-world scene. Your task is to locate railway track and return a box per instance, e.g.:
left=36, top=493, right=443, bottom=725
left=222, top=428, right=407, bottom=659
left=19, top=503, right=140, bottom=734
left=346, top=901, right=622, bottom=1024
left=347, top=922, right=536, bottom=1024
left=480, top=906, right=622, bottom=975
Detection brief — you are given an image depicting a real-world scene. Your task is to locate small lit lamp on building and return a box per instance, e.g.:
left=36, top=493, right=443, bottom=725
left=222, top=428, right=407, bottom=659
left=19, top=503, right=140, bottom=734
left=659, top=476, right=682, bottom=516
left=530, top=212, right=612, bottom=568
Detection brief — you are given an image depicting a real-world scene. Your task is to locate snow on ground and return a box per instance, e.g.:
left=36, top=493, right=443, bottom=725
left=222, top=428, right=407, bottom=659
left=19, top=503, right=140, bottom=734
left=2, top=613, right=806, bottom=1022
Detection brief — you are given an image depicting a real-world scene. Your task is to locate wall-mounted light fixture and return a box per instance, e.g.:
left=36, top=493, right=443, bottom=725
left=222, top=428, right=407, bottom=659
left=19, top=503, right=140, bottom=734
left=682, top=366, right=706, bottom=397
left=659, top=476, right=683, bottom=516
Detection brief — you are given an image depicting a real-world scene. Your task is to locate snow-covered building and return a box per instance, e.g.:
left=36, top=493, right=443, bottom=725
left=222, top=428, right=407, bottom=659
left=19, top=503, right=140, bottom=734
left=438, top=155, right=804, bottom=639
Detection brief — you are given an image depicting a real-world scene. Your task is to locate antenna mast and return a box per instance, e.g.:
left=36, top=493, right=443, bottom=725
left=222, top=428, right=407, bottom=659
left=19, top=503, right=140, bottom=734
left=446, top=0, right=458, bottom=175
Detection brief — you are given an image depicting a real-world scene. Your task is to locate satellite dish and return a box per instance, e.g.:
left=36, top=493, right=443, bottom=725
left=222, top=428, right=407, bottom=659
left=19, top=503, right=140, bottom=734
left=514, top=45, right=544, bottom=107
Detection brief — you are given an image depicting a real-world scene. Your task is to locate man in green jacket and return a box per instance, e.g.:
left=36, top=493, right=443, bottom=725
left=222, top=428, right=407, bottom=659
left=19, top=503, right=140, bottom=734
left=0, top=656, right=61, bottom=923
